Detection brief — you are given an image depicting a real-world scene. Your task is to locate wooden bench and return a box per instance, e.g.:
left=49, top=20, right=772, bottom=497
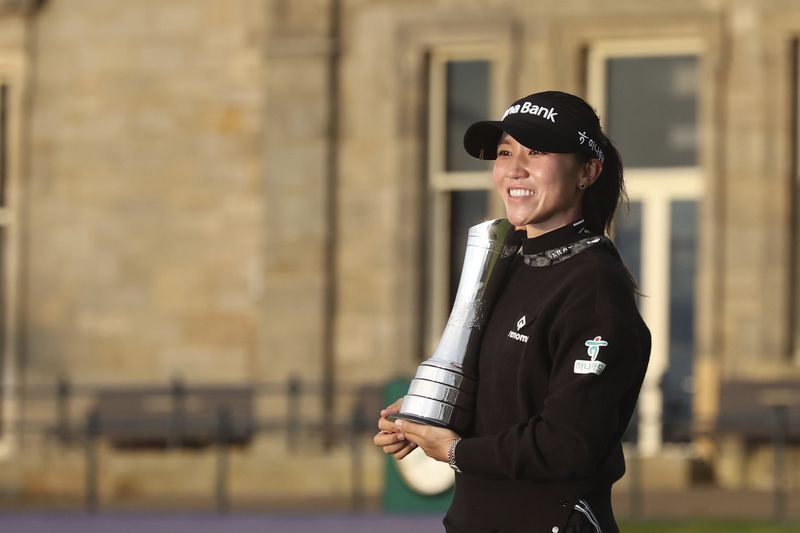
left=92, top=385, right=254, bottom=448
left=716, top=380, right=800, bottom=442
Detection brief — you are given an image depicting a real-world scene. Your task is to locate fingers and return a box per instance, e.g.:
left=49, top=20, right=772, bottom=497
left=381, top=441, right=408, bottom=454
left=394, top=419, right=426, bottom=438
left=384, top=441, right=417, bottom=456
left=373, top=429, right=405, bottom=447
left=393, top=421, right=425, bottom=449
left=389, top=420, right=431, bottom=451
left=373, top=398, right=460, bottom=463
left=377, top=398, right=406, bottom=433
left=377, top=415, right=400, bottom=433
left=392, top=420, right=459, bottom=462
left=373, top=429, right=416, bottom=457
left=393, top=441, right=417, bottom=460
left=380, top=397, right=404, bottom=419
left=396, top=419, right=458, bottom=441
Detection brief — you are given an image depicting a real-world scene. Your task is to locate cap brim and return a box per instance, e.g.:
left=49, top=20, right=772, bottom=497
left=463, top=119, right=577, bottom=160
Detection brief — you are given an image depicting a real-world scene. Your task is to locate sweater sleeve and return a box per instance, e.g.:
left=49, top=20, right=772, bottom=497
left=454, top=268, right=650, bottom=481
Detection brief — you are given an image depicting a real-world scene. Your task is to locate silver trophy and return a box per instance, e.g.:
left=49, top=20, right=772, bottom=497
left=397, top=219, right=522, bottom=434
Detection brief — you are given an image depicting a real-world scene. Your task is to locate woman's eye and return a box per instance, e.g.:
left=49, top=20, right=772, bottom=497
left=528, top=149, right=545, bottom=156
left=497, top=149, right=511, bottom=157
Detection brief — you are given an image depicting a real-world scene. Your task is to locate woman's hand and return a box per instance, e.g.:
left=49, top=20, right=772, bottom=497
left=393, top=419, right=459, bottom=463
left=373, top=398, right=417, bottom=460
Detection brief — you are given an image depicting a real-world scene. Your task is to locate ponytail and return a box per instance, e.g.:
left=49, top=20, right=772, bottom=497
left=581, top=134, right=626, bottom=236
left=580, top=134, right=640, bottom=292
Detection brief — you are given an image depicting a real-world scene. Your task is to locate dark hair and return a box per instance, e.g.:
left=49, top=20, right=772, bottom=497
left=579, top=134, right=627, bottom=235
left=571, top=117, right=638, bottom=292
left=548, top=91, right=628, bottom=235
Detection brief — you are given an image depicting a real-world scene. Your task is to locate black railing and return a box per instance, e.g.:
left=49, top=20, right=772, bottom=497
left=0, top=378, right=797, bottom=521
left=2, top=377, right=383, bottom=512
left=622, top=406, right=797, bottom=523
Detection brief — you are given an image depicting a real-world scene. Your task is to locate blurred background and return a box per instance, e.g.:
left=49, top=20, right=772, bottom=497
left=0, top=0, right=798, bottom=531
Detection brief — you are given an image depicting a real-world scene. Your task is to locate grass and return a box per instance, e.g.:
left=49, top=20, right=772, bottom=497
left=618, top=520, right=800, bottom=532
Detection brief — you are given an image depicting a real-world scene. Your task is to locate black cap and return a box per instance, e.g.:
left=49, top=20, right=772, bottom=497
left=463, top=91, right=605, bottom=161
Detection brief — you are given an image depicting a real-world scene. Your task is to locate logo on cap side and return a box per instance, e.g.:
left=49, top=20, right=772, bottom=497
left=578, top=130, right=604, bottom=161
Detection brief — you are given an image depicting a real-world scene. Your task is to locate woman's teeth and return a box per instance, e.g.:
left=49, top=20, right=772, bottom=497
left=509, top=189, right=532, bottom=198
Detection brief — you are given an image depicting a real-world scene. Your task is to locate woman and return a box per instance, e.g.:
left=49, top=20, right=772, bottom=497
left=373, top=90, right=651, bottom=533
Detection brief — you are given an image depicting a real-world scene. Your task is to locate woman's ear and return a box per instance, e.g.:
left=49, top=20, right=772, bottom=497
left=579, top=159, right=603, bottom=189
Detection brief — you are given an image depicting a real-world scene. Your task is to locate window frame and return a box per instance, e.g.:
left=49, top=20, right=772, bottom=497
left=587, top=38, right=706, bottom=455
left=0, top=56, right=24, bottom=460
left=424, top=45, right=507, bottom=353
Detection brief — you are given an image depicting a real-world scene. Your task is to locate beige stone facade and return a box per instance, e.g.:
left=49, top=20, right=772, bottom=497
left=0, top=0, right=797, bottom=507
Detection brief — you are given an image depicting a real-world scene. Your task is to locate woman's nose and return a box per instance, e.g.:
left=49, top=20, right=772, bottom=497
left=506, top=154, right=528, bottom=179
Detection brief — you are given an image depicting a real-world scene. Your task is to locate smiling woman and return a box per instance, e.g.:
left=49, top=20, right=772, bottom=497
left=491, top=134, right=600, bottom=237
left=374, top=91, right=651, bottom=533
left=464, top=91, right=625, bottom=239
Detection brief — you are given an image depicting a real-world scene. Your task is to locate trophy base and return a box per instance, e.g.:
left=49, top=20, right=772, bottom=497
left=391, top=411, right=449, bottom=429
left=396, top=395, right=473, bottom=435
left=412, top=361, right=476, bottom=394
left=396, top=362, right=476, bottom=435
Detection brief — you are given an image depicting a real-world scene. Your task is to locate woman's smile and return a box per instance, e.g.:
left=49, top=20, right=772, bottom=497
left=508, top=188, right=533, bottom=198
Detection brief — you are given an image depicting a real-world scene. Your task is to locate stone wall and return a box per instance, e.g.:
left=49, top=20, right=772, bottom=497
left=0, top=0, right=797, bottom=504
left=25, top=0, right=269, bottom=384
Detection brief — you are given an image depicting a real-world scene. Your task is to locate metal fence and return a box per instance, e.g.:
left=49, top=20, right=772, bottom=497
left=0, top=377, right=798, bottom=522
left=624, top=404, right=796, bottom=522
left=3, top=377, right=385, bottom=513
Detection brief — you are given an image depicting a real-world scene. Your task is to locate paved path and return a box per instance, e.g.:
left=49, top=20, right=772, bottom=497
left=2, top=487, right=798, bottom=532
left=0, top=513, right=445, bottom=533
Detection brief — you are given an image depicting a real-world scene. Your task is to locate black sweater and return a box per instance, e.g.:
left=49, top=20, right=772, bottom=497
left=447, top=220, right=651, bottom=533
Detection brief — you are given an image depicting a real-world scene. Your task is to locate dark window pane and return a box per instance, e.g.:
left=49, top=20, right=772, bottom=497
left=449, top=190, right=488, bottom=309
left=663, top=200, right=698, bottom=442
left=614, top=200, right=642, bottom=443
left=445, top=61, right=491, bottom=172
left=614, top=201, right=643, bottom=290
left=606, top=56, right=698, bottom=168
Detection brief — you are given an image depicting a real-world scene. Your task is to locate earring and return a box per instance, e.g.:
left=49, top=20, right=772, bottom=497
left=579, top=183, right=586, bottom=190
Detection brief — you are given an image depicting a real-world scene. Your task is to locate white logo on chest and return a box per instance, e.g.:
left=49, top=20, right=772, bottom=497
left=507, top=315, right=529, bottom=343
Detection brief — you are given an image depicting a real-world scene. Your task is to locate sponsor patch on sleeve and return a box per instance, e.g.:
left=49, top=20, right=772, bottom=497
left=573, top=336, right=608, bottom=375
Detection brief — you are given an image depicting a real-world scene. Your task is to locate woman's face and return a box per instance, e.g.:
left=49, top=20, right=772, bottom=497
left=491, top=133, right=597, bottom=238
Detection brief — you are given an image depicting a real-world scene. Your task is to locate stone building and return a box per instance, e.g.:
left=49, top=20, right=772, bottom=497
left=0, top=0, right=797, bottom=507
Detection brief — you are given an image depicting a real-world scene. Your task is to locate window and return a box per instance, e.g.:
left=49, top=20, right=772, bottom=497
left=423, top=49, right=505, bottom=354
left=605, top=56, right=699, bottom=168
left=589, top=40, right=704, bottom=454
